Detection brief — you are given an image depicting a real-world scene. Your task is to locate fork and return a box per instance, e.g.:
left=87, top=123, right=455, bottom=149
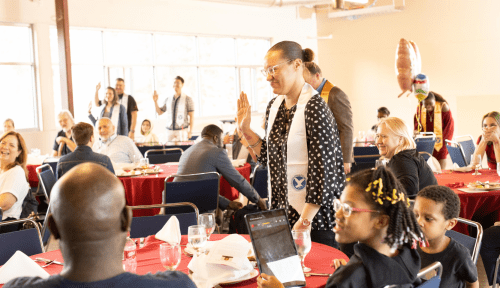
left=41, top=260, right=54, bottom=268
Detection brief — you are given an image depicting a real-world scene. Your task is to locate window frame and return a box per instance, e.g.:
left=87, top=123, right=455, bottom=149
left=0, top=22, right=40, bottom=132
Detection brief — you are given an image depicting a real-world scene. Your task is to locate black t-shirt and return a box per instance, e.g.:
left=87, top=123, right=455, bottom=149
left=5, top=271, right=196, bottom=288
left=418, top=237, right=478, bottom=288
left=52, top=130, right=74, bottom=156
left=99, top=94, right=138, bottom=131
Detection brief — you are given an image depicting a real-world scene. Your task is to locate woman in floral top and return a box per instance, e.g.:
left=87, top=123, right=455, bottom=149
left=237, top=41, right=345, bottom=248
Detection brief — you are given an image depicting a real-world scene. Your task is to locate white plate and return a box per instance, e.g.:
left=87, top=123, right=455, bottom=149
left=184, top=241, right=253, bottom=257
left=219, top=269, right=259, bottom=285
left=117, top=171, right=142, bottom=177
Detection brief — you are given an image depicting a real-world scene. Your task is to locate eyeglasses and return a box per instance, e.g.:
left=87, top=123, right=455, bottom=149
left=333, top=199, right=380, bottom=218
left=261, top=59, right=293, bottom=77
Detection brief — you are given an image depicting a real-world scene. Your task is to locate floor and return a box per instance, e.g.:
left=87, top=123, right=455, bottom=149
left=45, top=236, right=495, bottom=287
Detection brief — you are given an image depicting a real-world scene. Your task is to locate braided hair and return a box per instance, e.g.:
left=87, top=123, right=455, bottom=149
left=346, top=166, right=424, bottom=250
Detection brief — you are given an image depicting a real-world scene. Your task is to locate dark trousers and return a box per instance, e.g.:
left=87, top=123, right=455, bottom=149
left=480, top=226, right=500, bottom=285
left=311, top=230, right=339, bottom=249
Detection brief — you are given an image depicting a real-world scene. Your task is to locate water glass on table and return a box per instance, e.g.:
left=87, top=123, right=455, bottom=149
left=139, top=158, right=150, bottom=169
left=188, top=225, right=207, bottom=256
left=198, top=213, right=216, bottom=240
left=160, top=243, right=181, bottom=271
left=471, top=155, right=482, bottom=176
left=292, top=229, right=312, bottom=272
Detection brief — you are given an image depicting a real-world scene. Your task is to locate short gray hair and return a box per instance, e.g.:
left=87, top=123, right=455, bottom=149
left=57, top=110, right=75, bottom=126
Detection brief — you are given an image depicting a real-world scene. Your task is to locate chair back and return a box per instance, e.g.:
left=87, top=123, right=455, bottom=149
left=251, top=164, right=268, bottom=199
left=351, top=146, right=380, bottom=173
left=455, top=135, right=475, bottom=166
left=0, top=218, right=44, bottom=265
left=36, top=164, right=57, bottom=201
left=129, top=203, right=199, bottom=238
left=415, top=136, right=436, bottom=161
left=415, top=261, right=442, bottom=288
left=445, top=217, right=483, bottom=264
left=42, top=159, right=58, bottom=174
left=145, top=148, right=183, bottom=164
left=165, top=172, right=220, bottom=214
left=493, top=255, right=500, bottom=287
left=445, top=140, right=467, bottom=167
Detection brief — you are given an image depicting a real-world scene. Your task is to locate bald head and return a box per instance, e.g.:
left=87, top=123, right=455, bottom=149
left=97, top=118, right=115, bottom=140
left=50, top=163, right=129, bottom=243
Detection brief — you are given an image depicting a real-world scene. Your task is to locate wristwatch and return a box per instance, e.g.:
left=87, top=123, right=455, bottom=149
left=298, top=217, right=311, bottom=227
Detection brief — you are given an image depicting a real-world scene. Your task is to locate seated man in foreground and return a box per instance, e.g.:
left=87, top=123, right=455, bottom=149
left=175, top=124, right=266, bottom=211
left=56, top=122, right=114, bottom=179
left=92, top=118, right=142, bottom=164
left=5, top=163, right=196, bottom=287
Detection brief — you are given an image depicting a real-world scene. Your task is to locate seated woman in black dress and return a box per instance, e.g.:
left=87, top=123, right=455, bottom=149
left=376, top=117, right=437, bottom=198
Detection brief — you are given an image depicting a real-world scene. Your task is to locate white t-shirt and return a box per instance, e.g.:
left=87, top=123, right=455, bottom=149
left=0, top=165, right=29, bottom=220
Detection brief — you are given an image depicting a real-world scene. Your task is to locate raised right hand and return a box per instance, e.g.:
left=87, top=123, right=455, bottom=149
left=237, top=91, right=252, bottom=133
left=153, top=90, right=159, bottom=102
left=96, top=82, right=101, bottom=92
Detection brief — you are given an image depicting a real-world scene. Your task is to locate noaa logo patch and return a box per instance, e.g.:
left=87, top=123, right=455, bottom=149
left=292, top=175, right=306, bottom=190
left=177, top=114, right=183, bottom=120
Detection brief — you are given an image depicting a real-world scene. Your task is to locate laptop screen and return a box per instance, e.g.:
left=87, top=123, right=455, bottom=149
left=245, top=209, right=306, bottom=287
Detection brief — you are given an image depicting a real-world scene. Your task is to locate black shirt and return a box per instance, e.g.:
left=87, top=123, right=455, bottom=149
left=387, top=149, right=437, bottom=198
left=326, top=243, right=421, bottom=288
left=52, top=130, right=74, bottom=156
left=5, top=271, right=196, bottom=288
left=99, top=95, right=138, bottom=131
left=257, top=94, right=346, bottom=231
left=418, top=237, right=478, bottom=288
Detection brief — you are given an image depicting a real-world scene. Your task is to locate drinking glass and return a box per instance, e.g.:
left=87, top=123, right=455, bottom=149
left=188, top=225, right=207, bottom=256
left=139, top=158, right=150, bottom=170
left=198, top=213, right=216, bottom=240
left=497, top=163, right=500, bottom=177
left=133, top=155, right=141, bottom=168
left=292, top=229, right=312, bottom=272
left=471, top=155, right=482, bottom=176
left=160, top=243, right=181, bottom=271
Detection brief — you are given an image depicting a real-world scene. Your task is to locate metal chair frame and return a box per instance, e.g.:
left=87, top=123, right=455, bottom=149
left=445, top=139, right=468, bottom=167
left=36, top=164, right=56, bottom=202
left=454, top=135, right=475, bottom=166
left=446, top=217, right=483, bottom=264
left=145, top=148, right=184, bottom=164
left=415, top=261, right=443, bottom=287
left=493, top=255, right=500, bottom=288
left=129, top=202, right=199, bottom=221
left=165, top=172, right=221, bottom=214
left=0, top=218, right=45, bottom=260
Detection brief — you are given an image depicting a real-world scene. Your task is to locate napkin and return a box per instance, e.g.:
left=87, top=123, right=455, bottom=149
left=155, top=216, right=181, bottom=244
left=0, top=251, right=50, bottom=284
left=451, top=163, right=473, bottom=172
left=426, top=156, right=442, bottom=173
left=188, top=234, right=254, bottom=288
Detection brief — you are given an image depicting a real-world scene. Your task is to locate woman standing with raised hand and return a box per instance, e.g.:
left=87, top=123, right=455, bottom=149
left=89, top=84, right=128, bottom=136
left=237, top=41, right=345, bottom=248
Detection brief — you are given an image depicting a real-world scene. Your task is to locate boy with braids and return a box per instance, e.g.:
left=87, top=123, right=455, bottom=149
left=258, top=167, right=424, bottom=288
left=414, top=186, right=479, bottom=288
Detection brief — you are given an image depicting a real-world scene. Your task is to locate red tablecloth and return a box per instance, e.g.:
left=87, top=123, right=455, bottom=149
left=435, top=169, right=500, bottom=235
left=1, top=234, right=348, bottom=288
left=118, top=163, right=250, bottom=217
left=27, top=163, right=251, bottom=217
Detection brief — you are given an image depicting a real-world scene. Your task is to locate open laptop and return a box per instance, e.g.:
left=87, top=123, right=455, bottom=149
left=245, top=209, right=306, bottom=287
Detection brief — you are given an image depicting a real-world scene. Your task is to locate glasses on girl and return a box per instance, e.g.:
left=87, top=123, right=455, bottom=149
left=333, top=199, right=380, bottom=218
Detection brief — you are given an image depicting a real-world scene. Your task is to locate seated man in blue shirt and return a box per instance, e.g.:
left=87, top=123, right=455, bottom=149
left=175, top=124, right=267, bottom=211
left=56, top=122, right=114, bottom=179
left=5, top=163, right=196, bottom=288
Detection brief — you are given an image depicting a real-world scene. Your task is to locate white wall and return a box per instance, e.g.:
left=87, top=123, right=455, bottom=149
left=315, top=0, right=500, bottom=143
left=2, top=0, right=319, bottom=154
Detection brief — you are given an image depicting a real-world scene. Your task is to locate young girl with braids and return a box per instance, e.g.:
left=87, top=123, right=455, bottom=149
left=257, top=167, right=425, bottom=288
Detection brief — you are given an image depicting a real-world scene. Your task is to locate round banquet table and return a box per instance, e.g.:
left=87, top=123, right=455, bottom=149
left=435, top=169, right=500, bottom=235
left=28, top=162, right=251, bottom=217
left=0, top=234, right=348, bottom=288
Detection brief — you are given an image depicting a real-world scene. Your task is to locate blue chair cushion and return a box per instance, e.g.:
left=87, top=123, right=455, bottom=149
left=0, top=228, right=43, bottom=265
left=165, top=178, right=219, bottom=214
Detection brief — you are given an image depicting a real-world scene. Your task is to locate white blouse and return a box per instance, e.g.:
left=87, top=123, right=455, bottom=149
left=0, top=165, right=29, bottom=220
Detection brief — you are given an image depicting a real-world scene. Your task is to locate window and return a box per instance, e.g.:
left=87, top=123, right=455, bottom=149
left=0, top=24, right=38, bottom=130
left=50, top=28, right=271, bottom=127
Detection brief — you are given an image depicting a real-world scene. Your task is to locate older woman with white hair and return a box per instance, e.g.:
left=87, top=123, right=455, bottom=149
left=376, top=117, right=437, bottom=197
left=3, top=119, right=15, bottom=134
left=53, top=110, right=77, bottom=157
